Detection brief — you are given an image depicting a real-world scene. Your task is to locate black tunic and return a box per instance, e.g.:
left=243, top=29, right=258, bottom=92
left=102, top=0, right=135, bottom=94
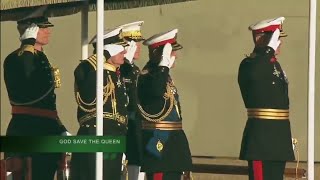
left=4, top=41, right=65, bottom=136
left=120, top=61, right=142, bottom=165
left=71, top=54, right=128, bottom=180
left=3, top=40, right=65, bottom=180
left=137, top=65, right=192, bottom=172
left=238, top=47, right=295, bottom=161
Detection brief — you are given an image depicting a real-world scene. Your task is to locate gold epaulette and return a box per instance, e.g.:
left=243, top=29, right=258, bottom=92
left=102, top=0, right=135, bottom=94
left=85, top=54, right=98, bottom=70
left=18, top=45, right=35, bottom=56
left=84, top=54, right=117, bottom=72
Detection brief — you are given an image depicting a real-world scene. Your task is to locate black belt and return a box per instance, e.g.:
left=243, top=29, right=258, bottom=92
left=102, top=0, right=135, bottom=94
left=79, top=112, right=128, bottom=126
left=142, top=121, right=182, bottom=130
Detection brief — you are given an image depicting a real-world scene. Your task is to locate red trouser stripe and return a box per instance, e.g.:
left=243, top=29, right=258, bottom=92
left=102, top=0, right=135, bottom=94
left=253, top=160, right=263, bottom=180
left=153, top=172, right=163, bottom=180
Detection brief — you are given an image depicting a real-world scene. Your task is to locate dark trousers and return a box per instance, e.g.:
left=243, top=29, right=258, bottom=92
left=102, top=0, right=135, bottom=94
left=146, top=172, right=182, bottom=180
left=248, top=160, right=286, bottom=180
left=31, top=153, right=60, bottom=180
left=5, top=117, right=64, bottom=180
left=4, top=153, right=60, bottom=180
left=70, top=152, right=123, bottom=180
left=125, top=116, right=142, bottom=165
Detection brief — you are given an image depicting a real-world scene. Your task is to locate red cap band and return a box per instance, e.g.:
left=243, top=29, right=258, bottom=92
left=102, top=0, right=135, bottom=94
left=253, top=25, right=281, bottom=33
left=150, top=38, right=176, bottom=48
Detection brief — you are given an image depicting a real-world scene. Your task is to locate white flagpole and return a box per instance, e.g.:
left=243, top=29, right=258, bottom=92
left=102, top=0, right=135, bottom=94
left=81, top=1, right=89, bottom=59
left=307, top=0, right=317, bottom=179
left=96, top=0, right=104, bottom=179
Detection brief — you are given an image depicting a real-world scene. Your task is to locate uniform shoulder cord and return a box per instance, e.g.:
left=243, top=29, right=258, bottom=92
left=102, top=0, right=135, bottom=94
left=122, top=159, right=128, bottom=180
left=75, top=74, right=115, bottom=113
left=11, top=50, right=57, bottom=106
left=292, top=138, right=300, bottom=180
left=108, top=74, right=117, bottom=117
left=43, top=50, right=62, bottom=88
left=136, top=74, right=175, bottom=122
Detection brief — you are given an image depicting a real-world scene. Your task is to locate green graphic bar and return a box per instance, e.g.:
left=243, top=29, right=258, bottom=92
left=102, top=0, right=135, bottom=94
left=0, top=136, right=126, bottom=152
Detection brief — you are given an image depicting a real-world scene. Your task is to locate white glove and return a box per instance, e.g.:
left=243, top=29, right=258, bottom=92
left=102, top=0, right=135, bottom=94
left=104, top=44, right=125, bottom=57
left=267, top=29, right=281, bottom=51
left=159, top=43, right=175, bottom=68
left=61, top=131, right=72, bottom=136
left=20, top=23, right=39, bottom=41
left=124, top=40, right=137, bottom=64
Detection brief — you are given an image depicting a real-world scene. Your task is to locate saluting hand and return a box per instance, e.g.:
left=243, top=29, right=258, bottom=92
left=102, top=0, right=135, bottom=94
left=20, top=23, right=39, bottom=41
left=159, top=43, right=175, bottom=68
left=104, top=44, right=125, bottom=57
left=267, top=28, right=281, bottom=51
left=124, top=40, right=137, bottom=64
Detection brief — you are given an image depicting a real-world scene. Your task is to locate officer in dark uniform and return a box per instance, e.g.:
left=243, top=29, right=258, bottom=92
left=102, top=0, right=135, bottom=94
left=3, top=14, right=69, bottom=180
left=70, top=27, right=129, bottom=180
left=118, top=21, right=145, bottom=180
left=137, top=29, right=193, bottom=180
left=238, top=17, right=295, bottom=180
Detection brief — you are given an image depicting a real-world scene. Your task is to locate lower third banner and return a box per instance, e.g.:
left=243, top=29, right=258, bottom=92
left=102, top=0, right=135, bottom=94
left=0, top=136, right=125, bottom=152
